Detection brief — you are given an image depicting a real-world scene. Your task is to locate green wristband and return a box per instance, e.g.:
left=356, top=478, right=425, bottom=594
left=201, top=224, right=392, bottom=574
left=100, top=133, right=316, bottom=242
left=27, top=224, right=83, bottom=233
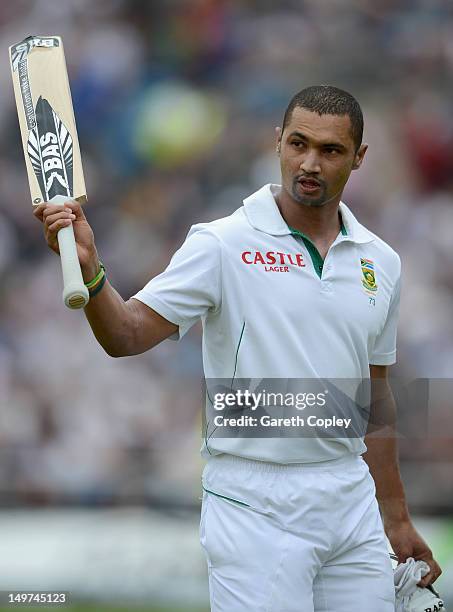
left=89, top=274, right=107, bottom=298
left=85, top=262, right=105, bottom=289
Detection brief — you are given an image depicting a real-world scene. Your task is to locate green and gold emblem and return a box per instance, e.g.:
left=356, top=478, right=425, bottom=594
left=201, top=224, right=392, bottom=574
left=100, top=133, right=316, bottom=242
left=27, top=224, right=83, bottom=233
left=360, top=258, right=377, bottom=292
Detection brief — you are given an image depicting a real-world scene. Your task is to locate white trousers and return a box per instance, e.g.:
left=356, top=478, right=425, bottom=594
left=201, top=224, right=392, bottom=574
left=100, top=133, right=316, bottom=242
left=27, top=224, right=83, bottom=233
left=200, top=454, right=395, bottom=612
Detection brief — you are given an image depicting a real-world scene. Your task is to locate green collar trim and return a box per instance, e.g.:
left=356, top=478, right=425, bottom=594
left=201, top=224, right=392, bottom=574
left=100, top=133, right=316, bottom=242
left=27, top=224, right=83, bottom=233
left=290, top=227, right=324, bottom=279
left=288, top=214, right=346, bottom=279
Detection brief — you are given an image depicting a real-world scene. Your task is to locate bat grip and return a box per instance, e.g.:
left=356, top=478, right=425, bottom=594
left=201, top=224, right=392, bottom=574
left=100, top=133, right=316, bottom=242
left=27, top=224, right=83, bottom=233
left=50, top=195, right=89, bottom=309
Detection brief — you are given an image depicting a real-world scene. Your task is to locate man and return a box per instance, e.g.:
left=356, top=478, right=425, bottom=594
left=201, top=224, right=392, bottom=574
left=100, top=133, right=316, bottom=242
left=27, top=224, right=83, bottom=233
left=35, top=85, right=441, bottom=611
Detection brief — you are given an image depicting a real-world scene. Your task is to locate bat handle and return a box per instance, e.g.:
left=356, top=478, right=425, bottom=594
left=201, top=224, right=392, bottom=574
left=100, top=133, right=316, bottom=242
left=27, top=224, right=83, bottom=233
left=50, top=195, right=89, bottom=309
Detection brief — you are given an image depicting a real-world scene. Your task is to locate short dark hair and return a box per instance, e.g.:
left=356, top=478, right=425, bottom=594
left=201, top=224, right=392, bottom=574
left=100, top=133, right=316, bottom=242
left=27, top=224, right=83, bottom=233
left=282, top=85, right=364, bottom=151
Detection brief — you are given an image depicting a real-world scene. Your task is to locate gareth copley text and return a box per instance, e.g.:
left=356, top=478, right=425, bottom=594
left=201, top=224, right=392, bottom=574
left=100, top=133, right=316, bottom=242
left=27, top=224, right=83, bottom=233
left=213, top=414, right=352, bottom=429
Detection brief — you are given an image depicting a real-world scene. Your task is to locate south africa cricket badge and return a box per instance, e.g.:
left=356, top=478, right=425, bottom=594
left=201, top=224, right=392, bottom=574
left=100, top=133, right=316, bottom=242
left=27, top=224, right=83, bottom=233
left=360, top=258, right=378, bottom=293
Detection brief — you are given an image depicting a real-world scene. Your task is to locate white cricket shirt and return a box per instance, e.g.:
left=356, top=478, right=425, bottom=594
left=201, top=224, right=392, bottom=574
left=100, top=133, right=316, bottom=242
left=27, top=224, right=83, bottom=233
left=133, top=184, right=401, bottom=463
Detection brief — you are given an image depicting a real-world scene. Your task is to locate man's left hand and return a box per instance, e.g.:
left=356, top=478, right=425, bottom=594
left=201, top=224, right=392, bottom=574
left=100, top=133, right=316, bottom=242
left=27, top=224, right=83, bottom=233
left=385, top=519, right=442, bottom=587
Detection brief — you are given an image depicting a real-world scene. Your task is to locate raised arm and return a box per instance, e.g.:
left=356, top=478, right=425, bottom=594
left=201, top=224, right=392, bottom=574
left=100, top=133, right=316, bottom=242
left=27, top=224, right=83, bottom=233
left=34, top=200, right=178, bottom=357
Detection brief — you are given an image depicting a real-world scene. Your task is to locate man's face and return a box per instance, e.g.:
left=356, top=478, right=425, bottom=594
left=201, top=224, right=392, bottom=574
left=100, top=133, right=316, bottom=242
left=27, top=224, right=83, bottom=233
left=276, top=107, right=367, bottom=208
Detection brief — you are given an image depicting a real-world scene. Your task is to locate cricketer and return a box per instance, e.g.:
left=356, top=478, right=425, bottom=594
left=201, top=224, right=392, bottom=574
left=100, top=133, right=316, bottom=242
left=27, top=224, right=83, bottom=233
left=34, top=85, right=442, bottom=611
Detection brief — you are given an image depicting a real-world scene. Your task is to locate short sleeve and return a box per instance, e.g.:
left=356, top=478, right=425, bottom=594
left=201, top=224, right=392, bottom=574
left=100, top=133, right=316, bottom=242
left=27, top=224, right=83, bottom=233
left=369, top=263, right=401, bottom=366
left=132, top=225, right=221, bottom=340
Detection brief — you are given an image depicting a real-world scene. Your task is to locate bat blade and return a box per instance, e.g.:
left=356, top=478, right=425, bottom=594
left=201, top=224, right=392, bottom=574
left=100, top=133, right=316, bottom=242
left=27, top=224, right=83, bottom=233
left=9, top=35, right=86, bottom=206
left=9, top=35, right=89, bottom=309
left=28, top=96, right=74, bottom=201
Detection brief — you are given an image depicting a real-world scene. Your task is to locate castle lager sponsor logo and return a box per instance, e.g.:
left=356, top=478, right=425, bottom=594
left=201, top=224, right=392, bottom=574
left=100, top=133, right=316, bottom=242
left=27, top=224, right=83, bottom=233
left=242, top=251, right=305, bottom=273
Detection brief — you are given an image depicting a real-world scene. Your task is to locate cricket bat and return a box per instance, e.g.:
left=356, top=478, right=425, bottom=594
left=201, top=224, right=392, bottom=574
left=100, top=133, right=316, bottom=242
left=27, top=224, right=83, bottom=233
left=9, top=35, right=89, bottom=309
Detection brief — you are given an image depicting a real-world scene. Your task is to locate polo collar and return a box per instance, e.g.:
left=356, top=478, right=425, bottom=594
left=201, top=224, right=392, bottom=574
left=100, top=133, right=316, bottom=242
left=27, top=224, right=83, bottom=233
left=243, top=183, right=375, bottom=244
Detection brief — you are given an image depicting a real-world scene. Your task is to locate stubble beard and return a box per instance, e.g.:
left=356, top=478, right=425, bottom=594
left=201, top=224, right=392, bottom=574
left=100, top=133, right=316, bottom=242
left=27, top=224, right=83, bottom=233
left=290, top=178, right=328, bottom=208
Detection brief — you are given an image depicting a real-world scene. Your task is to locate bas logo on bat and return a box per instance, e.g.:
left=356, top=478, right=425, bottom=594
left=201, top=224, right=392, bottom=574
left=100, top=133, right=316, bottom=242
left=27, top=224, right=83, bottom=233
left=28, top=96, right=73, bottom=201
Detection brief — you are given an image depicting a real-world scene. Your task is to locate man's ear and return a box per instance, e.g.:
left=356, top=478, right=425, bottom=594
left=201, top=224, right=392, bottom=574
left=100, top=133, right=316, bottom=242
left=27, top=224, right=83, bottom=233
left=352, top=143, right=368, bottom=170
left=275, top=126, right=282, bottom=154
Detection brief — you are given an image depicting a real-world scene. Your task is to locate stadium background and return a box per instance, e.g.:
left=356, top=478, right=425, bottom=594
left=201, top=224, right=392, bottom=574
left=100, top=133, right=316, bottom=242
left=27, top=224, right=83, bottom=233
left=0, top=0, right=452, bottom=609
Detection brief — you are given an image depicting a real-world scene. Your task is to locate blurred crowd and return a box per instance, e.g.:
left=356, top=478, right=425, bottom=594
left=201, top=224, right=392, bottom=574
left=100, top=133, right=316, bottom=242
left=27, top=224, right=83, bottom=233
left=0, top=0, right=452, bottom=511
